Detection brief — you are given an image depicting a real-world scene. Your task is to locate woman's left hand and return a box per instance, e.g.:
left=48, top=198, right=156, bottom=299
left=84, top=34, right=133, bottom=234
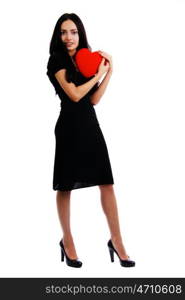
left=98, top=50, right=113, bottom=73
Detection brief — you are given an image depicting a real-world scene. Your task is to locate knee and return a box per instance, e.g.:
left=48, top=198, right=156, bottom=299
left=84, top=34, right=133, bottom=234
left=56, top=190, right=71, bottom=197
left=99, top=184, right=114, bottom=193
left=57, top=189, right=70, bottom=193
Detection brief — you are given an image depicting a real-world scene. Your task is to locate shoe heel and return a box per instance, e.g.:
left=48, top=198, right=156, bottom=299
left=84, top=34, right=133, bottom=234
left=59, top=239, right=82, bottom=268
left=107, top=239, right=135, bottom=267
left=61, top=249, right=64, bottom=262
left=109, top=248, right=114, bottom=262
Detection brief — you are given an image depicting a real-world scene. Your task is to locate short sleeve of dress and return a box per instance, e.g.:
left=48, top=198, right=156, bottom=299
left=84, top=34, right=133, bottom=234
left=47, top=52, right=66, bottom=76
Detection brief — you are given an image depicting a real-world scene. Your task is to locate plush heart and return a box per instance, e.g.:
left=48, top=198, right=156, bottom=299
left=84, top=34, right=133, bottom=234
left=75, top=48, right=103, bottom=78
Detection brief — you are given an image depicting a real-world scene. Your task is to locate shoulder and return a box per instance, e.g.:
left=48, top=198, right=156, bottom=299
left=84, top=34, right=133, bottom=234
left=47, top=52, right=65, bottom=68
left=47, top=52, right=67, bottom=76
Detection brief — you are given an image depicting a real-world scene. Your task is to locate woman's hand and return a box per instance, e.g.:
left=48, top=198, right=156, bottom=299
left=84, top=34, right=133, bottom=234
left=98, top=50, right=113, bottom=73
left=97, top=58, right=110, bottom=77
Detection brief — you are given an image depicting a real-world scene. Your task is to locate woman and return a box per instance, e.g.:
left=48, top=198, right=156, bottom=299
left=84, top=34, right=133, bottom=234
left=46, top=13, right=135, bottom=268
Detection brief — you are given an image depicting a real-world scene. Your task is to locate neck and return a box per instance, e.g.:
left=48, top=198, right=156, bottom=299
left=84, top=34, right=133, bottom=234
left=68, top=49, right=76, bottom=57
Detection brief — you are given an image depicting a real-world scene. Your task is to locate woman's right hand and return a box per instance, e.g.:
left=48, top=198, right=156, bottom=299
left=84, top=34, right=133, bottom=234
left=97, top=58, right=110, bottom=77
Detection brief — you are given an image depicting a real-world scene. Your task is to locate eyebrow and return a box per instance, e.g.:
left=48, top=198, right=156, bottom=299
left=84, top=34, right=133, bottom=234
left=61, top=29, right=78, bottom=31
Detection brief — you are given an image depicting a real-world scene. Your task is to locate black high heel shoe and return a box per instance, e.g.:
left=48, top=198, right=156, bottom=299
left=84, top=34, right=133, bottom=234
left=59, top=239, right=82, bottom=268
left=108, top=239, right=135, bottom=267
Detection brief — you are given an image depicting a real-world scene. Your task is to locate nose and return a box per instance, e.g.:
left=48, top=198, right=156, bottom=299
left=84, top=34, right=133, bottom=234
left=66, top=32, right=72, bottom=41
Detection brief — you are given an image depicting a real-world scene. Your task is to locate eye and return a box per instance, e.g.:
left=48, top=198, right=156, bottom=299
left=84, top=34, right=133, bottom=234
left=60, top=31, right=78, bottom=35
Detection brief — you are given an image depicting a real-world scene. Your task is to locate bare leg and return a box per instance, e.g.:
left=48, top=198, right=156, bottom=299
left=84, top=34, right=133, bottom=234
left=99, top=184, right=129, bottom=260
left=56, top=190, right=78, bottom=259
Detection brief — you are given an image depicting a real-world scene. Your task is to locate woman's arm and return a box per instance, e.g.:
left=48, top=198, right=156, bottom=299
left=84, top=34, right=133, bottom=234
left=54, top=59, right=108, bottom=102
left=90, top=50, right=113, bottom=106
left=90, top=70, right=112, bottom=105
left=55, top=70, right=103, bottom=102
left=55, top=58, right=109, bottom=102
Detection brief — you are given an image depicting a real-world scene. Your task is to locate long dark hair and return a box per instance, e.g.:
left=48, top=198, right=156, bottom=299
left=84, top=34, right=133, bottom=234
left=48, top=13, right=91, bottom=82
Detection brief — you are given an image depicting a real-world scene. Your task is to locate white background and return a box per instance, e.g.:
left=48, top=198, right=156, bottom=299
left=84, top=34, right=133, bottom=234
left=0, top=0, right=185, bottom=277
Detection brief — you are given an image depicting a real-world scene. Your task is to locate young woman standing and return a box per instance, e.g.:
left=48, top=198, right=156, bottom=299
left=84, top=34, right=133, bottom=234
left=47, top=13, right=135, bottom=268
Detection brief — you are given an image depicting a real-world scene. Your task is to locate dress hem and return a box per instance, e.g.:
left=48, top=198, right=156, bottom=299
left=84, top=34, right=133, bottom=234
left=53, top=181, right=114, bottom=192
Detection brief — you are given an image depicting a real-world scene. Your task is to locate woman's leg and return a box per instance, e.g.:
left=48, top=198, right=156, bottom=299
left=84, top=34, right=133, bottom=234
left=99, top=184, right=129, bottom=260
left=56, top=190, right=78, bottom=259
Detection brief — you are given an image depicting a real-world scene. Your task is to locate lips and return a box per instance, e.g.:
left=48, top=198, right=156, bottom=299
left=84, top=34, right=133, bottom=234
left=66, top=43, right=73, bottom=46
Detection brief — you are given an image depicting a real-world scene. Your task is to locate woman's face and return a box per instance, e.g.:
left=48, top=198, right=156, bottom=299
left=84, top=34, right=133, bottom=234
left=60, top=20, right=79, bottom=55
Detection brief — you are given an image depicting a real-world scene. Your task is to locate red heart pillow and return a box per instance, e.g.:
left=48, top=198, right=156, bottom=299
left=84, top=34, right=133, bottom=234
left=75, top=48, right=102, bottom=78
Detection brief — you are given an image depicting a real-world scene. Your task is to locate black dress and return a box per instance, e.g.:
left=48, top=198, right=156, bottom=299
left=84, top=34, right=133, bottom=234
left=46, top=52, right=114, bottom=191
